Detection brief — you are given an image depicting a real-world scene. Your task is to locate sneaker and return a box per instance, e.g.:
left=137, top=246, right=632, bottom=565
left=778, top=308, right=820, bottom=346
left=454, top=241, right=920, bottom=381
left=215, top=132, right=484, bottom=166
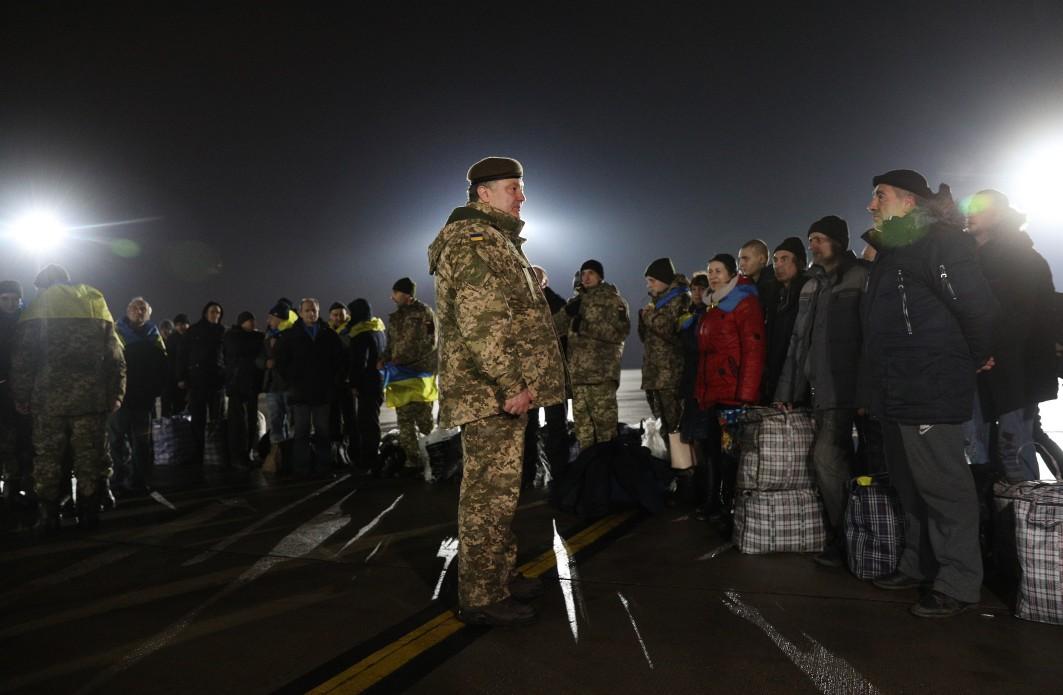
left=813, top=544, right=845, bottom=568
left=872, top=571, right=924, bottom=591
left=910, top=590, right=974, bottom=618
left=457, top=597, right=536, bottom=627
left=508, top=573, right=544, bottom=601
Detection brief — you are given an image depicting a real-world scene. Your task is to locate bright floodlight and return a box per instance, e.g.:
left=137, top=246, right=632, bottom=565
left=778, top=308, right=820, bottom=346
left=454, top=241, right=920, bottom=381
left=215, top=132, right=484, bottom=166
left=1009, top=136, right=1063, bottom=227
left=8, top=210, right=67, bottom=252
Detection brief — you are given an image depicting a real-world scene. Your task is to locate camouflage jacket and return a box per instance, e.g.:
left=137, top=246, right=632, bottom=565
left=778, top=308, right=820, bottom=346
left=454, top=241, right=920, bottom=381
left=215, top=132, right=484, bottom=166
left=638, top=276, right=691, bottom=390
left=555, top=282, right=630, bottom=385
left=383, top=299, right=438, bottom=374
left=428, top=201, right=566, bottom=428
left=11, top=284, right=127, bottom=415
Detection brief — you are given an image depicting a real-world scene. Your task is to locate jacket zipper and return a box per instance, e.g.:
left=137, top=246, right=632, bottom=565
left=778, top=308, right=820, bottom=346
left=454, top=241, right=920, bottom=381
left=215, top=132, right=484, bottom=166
left=897, top=269, right=913, bottom=335
left=938, top=264, right=958, bottom=301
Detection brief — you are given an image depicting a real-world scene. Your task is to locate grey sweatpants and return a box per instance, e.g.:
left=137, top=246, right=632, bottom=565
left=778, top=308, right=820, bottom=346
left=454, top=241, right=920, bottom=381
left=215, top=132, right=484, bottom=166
left=883, top=421, right=982, bottom=603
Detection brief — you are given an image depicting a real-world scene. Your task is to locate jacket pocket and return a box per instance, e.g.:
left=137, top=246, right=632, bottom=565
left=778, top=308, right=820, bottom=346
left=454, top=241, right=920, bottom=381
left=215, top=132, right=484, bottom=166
left=883, top=347, right=940, bottom=418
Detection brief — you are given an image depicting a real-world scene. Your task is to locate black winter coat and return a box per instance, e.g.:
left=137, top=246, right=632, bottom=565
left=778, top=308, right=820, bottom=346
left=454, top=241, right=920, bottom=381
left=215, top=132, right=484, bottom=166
left=861, top=210, right=998, bottom=425
left=349, top=326, right=386, bottom=396
left=275, top=319, right=346, bottom=405
left=117, top=319, right=167, bottom=410
left=975, top=230, right=1057, bottom=417
left=762, top=273, right=809, bottom=404
left=0, top=310, right=20, bottom=412
left=224, top=327, right=265, bottom=400
left=181, top=320, right=226, bottom=391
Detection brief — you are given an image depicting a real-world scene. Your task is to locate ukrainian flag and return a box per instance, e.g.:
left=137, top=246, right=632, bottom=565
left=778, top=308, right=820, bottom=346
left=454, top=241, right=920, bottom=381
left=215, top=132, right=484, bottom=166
left=382, top=363, right=439, bottom=409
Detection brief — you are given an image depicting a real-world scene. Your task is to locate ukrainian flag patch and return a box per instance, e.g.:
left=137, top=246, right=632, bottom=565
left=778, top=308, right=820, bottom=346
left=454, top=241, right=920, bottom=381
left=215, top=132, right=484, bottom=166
left=467, top=231, right=485, bottom=242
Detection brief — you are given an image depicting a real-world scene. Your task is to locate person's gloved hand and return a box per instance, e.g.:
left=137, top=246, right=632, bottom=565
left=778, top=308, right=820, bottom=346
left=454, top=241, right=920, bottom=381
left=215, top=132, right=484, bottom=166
left=564, top=298, right=582, bottom=316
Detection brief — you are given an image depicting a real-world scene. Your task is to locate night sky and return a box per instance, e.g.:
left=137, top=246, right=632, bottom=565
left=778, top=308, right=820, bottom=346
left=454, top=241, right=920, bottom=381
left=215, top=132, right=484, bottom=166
left=3, top=3, right=1062, bottom=366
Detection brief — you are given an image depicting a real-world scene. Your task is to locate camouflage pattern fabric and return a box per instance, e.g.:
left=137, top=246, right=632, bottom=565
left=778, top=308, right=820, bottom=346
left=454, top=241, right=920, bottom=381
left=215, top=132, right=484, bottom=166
left=458, top=412, right=526, bottom=608
left=396, top=401, right=434, bottom=467
left=383, top=299, right=438, bottom=375
left=427, top=201, right=566, bottom=428
left=572, top=380, right=619, bottom=448
left=647, top=388, right=682, bottom=434
left=638, top=277, right=691, bottom=391
left=554, top=281, right=630, bottom=385
left=33, top=413, right=111, bottom=501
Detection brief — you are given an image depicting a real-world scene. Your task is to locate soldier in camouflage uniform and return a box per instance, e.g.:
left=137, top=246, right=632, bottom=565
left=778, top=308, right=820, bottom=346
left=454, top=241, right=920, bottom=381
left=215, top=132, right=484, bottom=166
left=428, top=157, right=566, bottom=627
left=555, top=259, right=630, bottom=449
left=639, top=258, right=692, bottom=435
left=11, top=265, right=126, bottom=533
left=382, top=278, right=437, bottom=471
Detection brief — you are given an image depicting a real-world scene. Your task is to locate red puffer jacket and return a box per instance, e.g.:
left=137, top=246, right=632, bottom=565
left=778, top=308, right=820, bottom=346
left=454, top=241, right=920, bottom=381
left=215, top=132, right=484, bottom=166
left=695, top=277, right=766, bottom=408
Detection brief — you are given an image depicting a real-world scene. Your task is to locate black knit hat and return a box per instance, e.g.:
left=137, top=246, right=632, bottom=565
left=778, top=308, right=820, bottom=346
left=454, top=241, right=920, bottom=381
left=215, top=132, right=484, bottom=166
left=872, top=169, right=933, bottom=199
left=329, top=301, right=348, bottom=313
left=690, top=273, right=709, bottom=288
left=774, top=236, right=808, bottom=269
left=174, top=313, right=190, bottom=325
left=269, top=298, right=292, bottom=319
left=349, top=298, right=371, bottom=324
left=0, top=280, right=22, bottom=297
left=236, top=311, right=255, bottom=326
left=580, top=259, right=604, bottom=279
left=34, top=264, right=70, bottom=289
left=467, top=157, right=524, bottom=185
left=709, top=253, right=737, bottom=277
left=644, top=257, right=676, bottom=284
left=807, top=215, right=850, bottom=250
left=392, top=277, right=416, bottom=296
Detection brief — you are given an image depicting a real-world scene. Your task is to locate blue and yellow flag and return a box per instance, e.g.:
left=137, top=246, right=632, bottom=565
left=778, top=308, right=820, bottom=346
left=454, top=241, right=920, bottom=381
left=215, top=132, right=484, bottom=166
left=381, top=362, right=438, bottom=408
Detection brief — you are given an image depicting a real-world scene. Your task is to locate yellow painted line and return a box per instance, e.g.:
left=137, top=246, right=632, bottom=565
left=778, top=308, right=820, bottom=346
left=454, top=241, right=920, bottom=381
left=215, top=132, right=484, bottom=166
left=308, top=510, right=638, bottom=694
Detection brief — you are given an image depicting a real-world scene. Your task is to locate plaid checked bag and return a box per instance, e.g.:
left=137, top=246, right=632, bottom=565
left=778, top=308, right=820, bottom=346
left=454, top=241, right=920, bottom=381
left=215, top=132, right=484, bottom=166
left=844, top=477, right=904, bottom=580
left=1004, top=482, right=1063, bottom=625
left=737, top=407, right=815, bottom=491
left=151, top=415, right=195, bottom=467
left=734, top=488, right=826, bottom=554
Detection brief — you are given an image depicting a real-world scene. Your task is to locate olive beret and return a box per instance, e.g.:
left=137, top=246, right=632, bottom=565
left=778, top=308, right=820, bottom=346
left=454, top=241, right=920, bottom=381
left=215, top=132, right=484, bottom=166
left=467, top=157, right=524, bottom=185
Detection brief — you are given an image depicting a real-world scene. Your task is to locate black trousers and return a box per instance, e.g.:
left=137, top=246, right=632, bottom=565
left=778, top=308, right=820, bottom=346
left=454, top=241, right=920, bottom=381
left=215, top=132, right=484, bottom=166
left=329, top=386, right=356, bottom=445
left=523, top=402, right=568, bottom=487
left=189, top=387, right=225, bottom=464
left=349, top=389, right=382, bottom=470
left=227, top=394, right=259, bottom=463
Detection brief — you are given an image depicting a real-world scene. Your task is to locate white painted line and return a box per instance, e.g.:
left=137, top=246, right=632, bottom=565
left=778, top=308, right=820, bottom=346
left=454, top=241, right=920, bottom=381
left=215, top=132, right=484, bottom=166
left=336, top=493, right=404, bottom=556
left=149, top=491, right=178, bottom=511
left=183, top=474, right=350, bottom=566
left=553, top=519, right=579, bottom=643
left=431, top=537, right=459, bottom=601
left=722, top=591, right=880, bottom=695
left=617, top=592, right=654, bottom=669
left=697, top=541, right=734, bottom=561
left=365, top=540, right=383, bottom=563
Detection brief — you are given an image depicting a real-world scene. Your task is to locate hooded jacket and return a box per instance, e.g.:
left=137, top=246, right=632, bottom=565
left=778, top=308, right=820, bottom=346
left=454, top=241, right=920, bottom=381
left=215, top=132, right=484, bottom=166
left=554, top=281, right=630, bottom=385
left=638, top=276, right=692, bottom=391
left=695, top=276, right=765, bottom=408
left=861, top=208, right=998, bottom=424
left=116, top=316, right=167, bottom=410
left=428, top=201, right=566, bottom=428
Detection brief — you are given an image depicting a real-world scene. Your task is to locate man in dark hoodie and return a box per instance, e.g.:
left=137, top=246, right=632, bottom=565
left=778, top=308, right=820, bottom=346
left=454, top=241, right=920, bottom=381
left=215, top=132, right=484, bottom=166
left=0, top=279, right=32, bottom=517
left=110, top=296, right=167, bottom=496
left=224, top=311, right=264, bottom=466
left=179, top=301, right=226, bottom=467
left=862, top=169, right=997, bottom=618
left=347, top=298, right=387, bottom=472
left=761, top=237, right=809, bottom=404
left=964, top=189, right=1057, bottom=482
left=275, top=298, right=346, bottom=477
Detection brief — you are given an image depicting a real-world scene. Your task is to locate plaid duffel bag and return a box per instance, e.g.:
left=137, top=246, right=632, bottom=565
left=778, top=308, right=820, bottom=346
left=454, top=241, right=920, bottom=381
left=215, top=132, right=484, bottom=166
left=152, top=414, right=195, bottom=467
left=736, top=407, right=815, bottom=491
left=844, top=475, right=905, bottom=579
left=1004, top=481, right=1063, bottom=625
left=734, top=488, right=826, bottom=554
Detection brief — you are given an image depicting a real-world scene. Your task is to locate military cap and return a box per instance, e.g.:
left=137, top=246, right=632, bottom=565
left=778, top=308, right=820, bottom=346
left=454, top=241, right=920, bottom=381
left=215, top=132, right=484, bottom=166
left=467, top=157, right=524, bottom=185
left=872, top=169, right=933, bottom=199
left=392, top=277, right=416, bottom=296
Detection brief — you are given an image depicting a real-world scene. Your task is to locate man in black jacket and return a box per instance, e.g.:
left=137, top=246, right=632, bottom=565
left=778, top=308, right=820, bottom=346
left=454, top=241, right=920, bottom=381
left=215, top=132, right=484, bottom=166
left=762, top=237, right=808, bottom=404
left=110, top=297, right=167, bottom=496
left=179, top=302, right=226, bottom=467
left=964, top=189, right=1057, bottom=481
left=862, top=169, right=998, bottom=618
left=224, top=312, right=264, bottom=466
left=161, top=313, right=190, bottom=416
left=276, top=298, right=346, bottom=478
left=347, top=298, right=386, bottom=473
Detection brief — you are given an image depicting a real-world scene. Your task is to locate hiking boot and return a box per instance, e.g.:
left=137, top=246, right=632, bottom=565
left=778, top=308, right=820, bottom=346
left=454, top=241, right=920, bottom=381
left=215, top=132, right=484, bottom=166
left=509, top=573, right=544, bottom=602
left=34, top=500, right=61, bottom=539
left=458, top=598, right=536, bottom=627
left=813, top=544, right=845, bottom=568
left=872, top=571, right=924, bottom=591
left=910, top=590, right=974, bottom=618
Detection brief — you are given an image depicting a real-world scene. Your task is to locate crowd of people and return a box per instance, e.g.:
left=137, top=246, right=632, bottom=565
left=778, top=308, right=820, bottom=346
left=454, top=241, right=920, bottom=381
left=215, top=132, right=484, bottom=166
left=0, top=157, right=1059, bottom=626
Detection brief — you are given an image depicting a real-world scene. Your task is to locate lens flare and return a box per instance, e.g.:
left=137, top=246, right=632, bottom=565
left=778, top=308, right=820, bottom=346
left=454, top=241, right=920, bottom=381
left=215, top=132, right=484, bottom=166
left=1009, top=137, right=1063, bottom=227
left=7, top=210, right=67, bottom=252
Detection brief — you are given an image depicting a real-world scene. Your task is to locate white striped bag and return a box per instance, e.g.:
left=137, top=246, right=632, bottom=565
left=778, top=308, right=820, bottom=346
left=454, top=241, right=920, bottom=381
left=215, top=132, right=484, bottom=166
left=737, top=407, right=815, bottom=491
left=734, top=488, right=826, bottom=554
left=1005, top=482, right=1063, bottom=625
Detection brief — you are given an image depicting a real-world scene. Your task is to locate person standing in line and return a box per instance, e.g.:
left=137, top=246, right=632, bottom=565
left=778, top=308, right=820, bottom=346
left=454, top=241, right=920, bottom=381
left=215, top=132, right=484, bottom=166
left=224, top=311, right=264, bottom=467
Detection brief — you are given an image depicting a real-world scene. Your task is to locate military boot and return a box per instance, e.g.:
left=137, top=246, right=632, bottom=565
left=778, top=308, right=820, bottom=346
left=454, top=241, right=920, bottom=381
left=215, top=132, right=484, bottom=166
left=457, top=597, right=537, bottom=627
left=34, top=500, right=61, bottom=539
left=77, top=494, right=101, bottom=530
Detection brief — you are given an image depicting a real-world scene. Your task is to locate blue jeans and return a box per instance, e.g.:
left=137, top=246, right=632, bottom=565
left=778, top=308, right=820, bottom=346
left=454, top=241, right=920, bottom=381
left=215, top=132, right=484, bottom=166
left=265, top=392, right=290, bottom=444
left=964, top=396, right=1038, bottom=482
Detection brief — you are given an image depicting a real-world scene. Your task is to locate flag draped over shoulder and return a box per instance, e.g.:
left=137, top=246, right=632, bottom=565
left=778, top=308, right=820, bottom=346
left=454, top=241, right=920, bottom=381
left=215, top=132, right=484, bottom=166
left=381, top=362, right=438, bottom=408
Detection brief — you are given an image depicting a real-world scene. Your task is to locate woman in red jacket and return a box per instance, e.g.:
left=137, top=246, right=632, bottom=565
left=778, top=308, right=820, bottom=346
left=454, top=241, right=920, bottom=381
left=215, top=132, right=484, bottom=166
left=695, top=253, right=766, bottom=533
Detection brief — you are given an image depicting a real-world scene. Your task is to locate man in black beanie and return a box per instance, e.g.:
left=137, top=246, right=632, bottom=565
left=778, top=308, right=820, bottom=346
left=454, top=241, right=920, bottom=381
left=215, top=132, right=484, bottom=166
left=0, top=279, right=32, bottom=519
left=347, top=298, right=386, bottom=473
left=775, top=216, right=869, bottom=568
left=761, top=237, right=808, bottom=404
left=383, top=276, right=438, bottom=473
left=639, top=257, right=690, bottom=437
left=862, top=169, right=997, bottom=617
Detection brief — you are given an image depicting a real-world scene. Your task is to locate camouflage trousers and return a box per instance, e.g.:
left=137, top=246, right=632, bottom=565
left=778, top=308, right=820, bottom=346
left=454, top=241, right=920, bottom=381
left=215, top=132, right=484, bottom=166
left=572, top=381, right=619, bottom=449
left=33, top=412, right=112, bottom=502
left=458, top=412, right=526, bottom=609
left=396, top=401, right=434, bottom=468
left=646, top=388, right=682, bottom=434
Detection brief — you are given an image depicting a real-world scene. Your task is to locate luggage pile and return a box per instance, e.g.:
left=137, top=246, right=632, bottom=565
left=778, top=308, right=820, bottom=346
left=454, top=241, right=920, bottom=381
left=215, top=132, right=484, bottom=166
left=733, top=407, right=825, bottom=554
left=993, top=480, right=1063, bottom=625
left=844, top=474, right=905, bottom=579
